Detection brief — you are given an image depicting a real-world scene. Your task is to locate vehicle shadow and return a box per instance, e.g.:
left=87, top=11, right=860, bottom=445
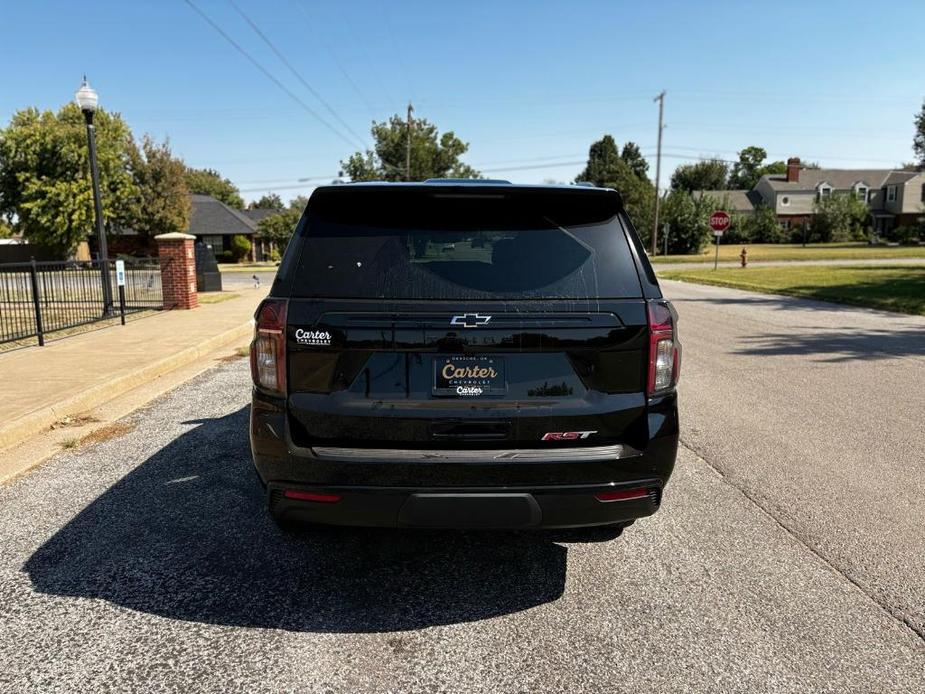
left=24, top=406, right=569, bottom=633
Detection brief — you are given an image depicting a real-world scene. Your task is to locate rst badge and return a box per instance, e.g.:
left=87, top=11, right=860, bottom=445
left=541, top=431, right=597, bottom=441
left=294, top=328, right=331, bottom=346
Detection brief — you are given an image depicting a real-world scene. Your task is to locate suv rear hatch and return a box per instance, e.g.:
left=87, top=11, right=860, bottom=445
left=279, top=185, right=652, bottom=454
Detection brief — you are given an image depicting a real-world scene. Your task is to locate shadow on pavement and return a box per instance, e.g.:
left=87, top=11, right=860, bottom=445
left=24, top=406, right=569, bottom=633
left=674, top=295, right=869, bottom=313
left=735, top=328, right=925, bottom=362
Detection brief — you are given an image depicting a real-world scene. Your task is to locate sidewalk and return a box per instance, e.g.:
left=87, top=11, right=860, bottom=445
left=0, top=289, right=265, bottom=452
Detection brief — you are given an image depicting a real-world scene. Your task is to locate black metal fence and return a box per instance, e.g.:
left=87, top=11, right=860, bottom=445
left=0, top=258, right=164, bottom=346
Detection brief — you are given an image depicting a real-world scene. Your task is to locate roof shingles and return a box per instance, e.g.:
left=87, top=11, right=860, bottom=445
left=188, top=194, right=256, bottom=236
left=762, top=169, right=895, bottom=192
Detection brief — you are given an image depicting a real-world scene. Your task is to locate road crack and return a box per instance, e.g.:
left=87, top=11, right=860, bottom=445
left=678, top=437, right=925, bottom=646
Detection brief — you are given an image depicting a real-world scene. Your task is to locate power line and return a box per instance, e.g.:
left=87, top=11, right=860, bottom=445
left=228, top=0, right=367, bottom=149
left=337, top=4, right=399, bottom=112
left=380, top=4, right=414, bottom=103
left=184, top=0, right=359, bottom=150
left=232, top=146, right=910, bottom=192
left=293, top=0, right=379, bottom=120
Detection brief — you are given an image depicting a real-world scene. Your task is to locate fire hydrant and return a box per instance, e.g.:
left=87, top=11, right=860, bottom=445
left=740, top=247, right=748, bottom=268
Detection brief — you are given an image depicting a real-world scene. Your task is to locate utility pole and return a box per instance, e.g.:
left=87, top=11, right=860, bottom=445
left=406, top=101, right=414, bottom=181
left=652, top=90, right=666, bottom=256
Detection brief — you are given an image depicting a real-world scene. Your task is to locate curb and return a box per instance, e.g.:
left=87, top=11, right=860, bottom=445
left=0, top=321, right=253, bottom=452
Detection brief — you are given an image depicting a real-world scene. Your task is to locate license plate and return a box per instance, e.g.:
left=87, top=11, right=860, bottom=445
left=433, top=355, right=506, bottom=397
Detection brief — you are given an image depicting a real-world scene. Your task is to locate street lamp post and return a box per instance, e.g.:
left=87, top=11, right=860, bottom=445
left=75, top=77, right=113, bottom=315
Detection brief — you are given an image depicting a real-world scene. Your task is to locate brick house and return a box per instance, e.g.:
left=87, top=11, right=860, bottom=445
left=754, top=158, right=925, bottom=235
left=187, top=194, right=261, bottom=261
left=698, top=158, right=925, bottom=236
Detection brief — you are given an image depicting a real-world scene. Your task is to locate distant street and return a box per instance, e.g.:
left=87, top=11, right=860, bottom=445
left=219, top=270, right=277, bottom=291
left=1, top=281, right=924, bottom=691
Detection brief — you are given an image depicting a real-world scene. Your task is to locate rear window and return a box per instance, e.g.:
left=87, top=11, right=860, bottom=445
left=289, top=187, right=642, bottom=300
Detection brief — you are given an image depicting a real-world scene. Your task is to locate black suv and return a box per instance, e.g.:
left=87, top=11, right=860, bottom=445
left=249, top=181, right=680, bottom=531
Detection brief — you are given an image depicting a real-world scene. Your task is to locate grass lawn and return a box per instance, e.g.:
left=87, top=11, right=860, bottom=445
left=218, top=262, right=278, bottom=273
left=660, top=265, right=925, bottom=316
left=198, top=291, right=241, bottom=305
left=650, top=243, right=925, bottom=264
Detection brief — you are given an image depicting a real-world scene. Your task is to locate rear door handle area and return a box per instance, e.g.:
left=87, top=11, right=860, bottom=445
left=430, top=420, right=511, bottom=441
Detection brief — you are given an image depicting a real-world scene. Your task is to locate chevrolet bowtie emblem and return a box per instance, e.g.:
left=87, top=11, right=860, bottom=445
left=450, top=313, right=492, bottom=328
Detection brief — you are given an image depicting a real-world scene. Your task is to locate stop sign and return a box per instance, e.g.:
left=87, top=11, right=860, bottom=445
left=709, top=210, right=731, bottom=235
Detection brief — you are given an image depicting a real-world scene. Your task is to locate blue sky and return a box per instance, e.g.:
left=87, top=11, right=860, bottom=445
left=2, top=0, right=923, bottom=204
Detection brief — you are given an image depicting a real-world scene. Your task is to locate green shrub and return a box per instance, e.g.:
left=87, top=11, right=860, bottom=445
left=661, top=190, right=713, bottom=255
left=229, top=234, right=252, bottom=262
left=892, top=225, right=922, bottom=245
left=812, top=193, right=870, bottom=242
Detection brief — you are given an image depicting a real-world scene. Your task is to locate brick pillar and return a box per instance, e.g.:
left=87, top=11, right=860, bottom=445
left=155, top=232, right=199, bottom=310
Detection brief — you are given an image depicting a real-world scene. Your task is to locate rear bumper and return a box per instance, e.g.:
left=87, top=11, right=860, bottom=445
left=267, top=482, right=663, bottom=529
left=250, top=389, right=678, bottom=528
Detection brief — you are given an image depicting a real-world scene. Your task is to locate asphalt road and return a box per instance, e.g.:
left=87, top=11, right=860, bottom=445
left=661, top=279, right=925, bottom=639
left=218, top=271, right=276, bottom=291
left=1, top=284, right=924, bottom=692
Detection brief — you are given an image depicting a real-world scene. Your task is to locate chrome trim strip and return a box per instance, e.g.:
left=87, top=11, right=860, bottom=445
left=310, top=444, right=629, bottom=463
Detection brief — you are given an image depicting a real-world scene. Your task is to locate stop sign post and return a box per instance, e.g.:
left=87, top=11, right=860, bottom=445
left=709, top=210, right=731, bottom=270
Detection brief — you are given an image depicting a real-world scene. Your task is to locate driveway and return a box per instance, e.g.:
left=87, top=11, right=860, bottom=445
left=1, top=285, right=924, bottom=692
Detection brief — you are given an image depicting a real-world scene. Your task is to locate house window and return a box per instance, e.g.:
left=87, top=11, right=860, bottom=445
left=817, top=184, right=832, bottom=200
left=781, top=196, right=790, bottom=206
left=201, top=235, right=224, bottom=254
left=886, top=186, right=897, bottom=202
left=855, top=186, right=868, bottom=203
left=779, top=219, right=791, bottom=230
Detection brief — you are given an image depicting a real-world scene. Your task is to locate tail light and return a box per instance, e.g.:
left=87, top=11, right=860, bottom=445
left=595, top=487, right=653, bottom=502
left=250, top=298, right=288, bottom=394
left=283, top=490, right=341, bottom=503
left=646, top=300, right=680, bottom=396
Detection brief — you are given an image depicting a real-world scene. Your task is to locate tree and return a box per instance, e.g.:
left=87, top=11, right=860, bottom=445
left=670, top=159, right=728, bottom=192
left=255, top=195, right=309, bottom=251
left=576, top=135, right=656, bottom=244
left=575, top=135, right=621, bottom=185
left=185, top=167, right=244, bottom=208
left=128, top=135, right=190, bottom=239
left=660, top=189, right=714, bottom=255
left=737, top=204, right=786, bottom=243
left=620, top=142, right=649, bottom=180
left=288, top=195, right=310, bottom=214
left=914, top=99, right=925, bottom=169
left=229, top=234, right=252, bottom=262
left=0, top=104, right=138, bottom=254
left=251, top=193, right=283, bottom=209
left=256, top=207, right=301, bottom=249
left=727, top=146, right=786, bottom=190
left=812, top=193, right=870, bottom=242
left=341, top=113, right=479, bottom=181
left=0, top=219, right=12, bottom=238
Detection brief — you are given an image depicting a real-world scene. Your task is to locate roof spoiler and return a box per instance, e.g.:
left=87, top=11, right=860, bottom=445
left=424, top=178, right=512, bottom=184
